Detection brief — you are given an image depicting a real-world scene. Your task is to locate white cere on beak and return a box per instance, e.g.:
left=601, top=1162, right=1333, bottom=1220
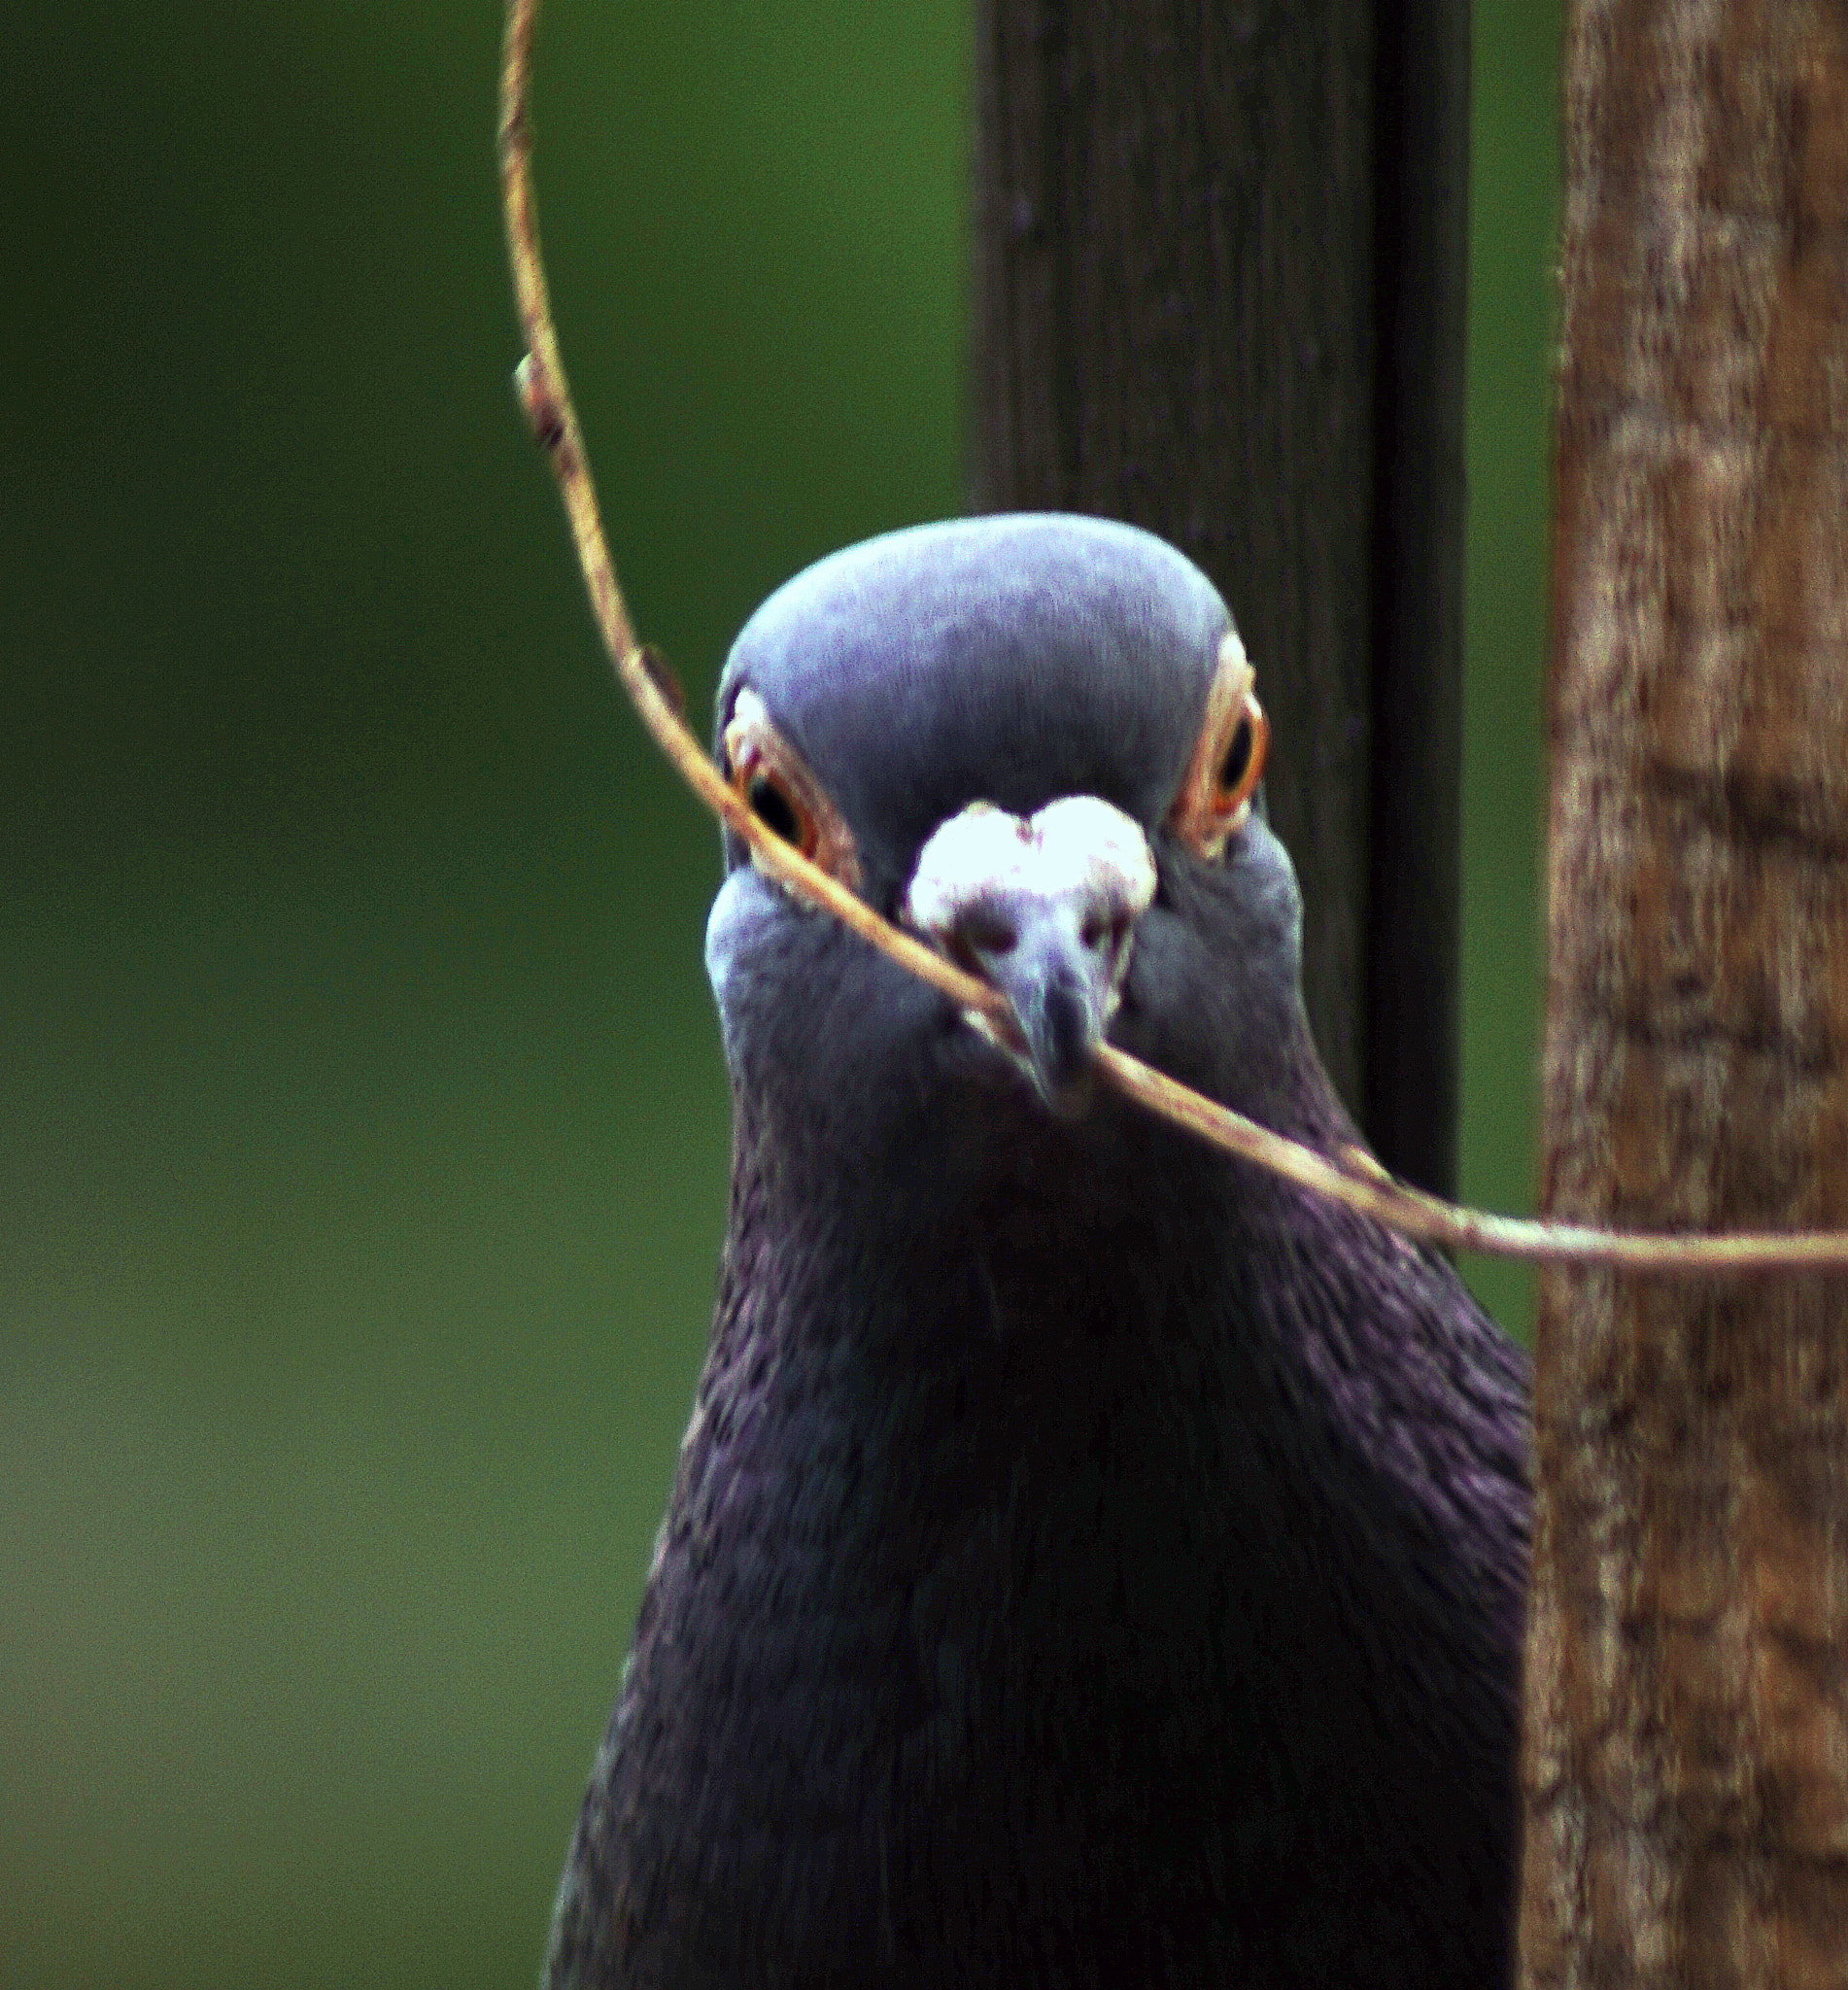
left=905, top=797, right=1157, bottom=941
left=902, top=797, right=1158, bottom=1112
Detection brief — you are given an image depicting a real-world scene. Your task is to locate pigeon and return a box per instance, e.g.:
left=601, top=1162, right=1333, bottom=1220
left=544, top=514, right=1531, bottom=1989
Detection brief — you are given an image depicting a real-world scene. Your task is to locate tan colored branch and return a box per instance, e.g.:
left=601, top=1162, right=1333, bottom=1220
left=496, top=0, right=1848, bottom=1280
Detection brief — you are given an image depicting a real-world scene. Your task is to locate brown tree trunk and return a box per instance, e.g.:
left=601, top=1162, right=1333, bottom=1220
left=970, top=0, right=1468, bottom=1195
left=1521, top=4, right=1848, bottom=1984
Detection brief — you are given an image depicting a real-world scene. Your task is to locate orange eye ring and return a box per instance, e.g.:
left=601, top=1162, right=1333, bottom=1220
left=722, top=688, right=863, bottom=888
left=1167, top=632, right=1270, bottom=859
left=732, top=749, right=818, bottom=859
left=1214, top=692, right=1269, bottom=819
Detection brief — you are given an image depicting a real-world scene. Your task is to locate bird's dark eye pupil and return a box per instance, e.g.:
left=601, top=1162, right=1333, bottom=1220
left=748, top=775, right=802, bottom=844
left=1218, top=718, right=1253, bottom=796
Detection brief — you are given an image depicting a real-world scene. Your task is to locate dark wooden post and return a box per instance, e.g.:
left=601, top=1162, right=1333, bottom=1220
left=1520, top=4, right=1848, bottom=1981
left=971, top=0, right=1468, bottom=1195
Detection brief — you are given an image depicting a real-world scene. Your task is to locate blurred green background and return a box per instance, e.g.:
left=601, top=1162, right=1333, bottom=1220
left=2, top=5, right=1557, bottom=1984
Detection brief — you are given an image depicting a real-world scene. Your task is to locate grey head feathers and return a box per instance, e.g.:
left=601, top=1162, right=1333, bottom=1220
left=716, top=514, right=1233, bottom=894
left=706, top=513, right=1318, bottom=1167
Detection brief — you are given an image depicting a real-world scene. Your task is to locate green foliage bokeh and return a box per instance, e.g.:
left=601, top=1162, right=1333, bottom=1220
left=1, top=5, right=1556, bottom=1984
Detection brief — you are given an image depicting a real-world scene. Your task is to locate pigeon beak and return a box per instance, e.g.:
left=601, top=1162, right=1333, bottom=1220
left=958, top=901, right=1129, bottom=1117
left=903, top=796, right=1159, bottom=1119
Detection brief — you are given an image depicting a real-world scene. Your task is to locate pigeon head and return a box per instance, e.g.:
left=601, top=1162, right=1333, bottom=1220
left=706, top=514, right=1336, bottom=1202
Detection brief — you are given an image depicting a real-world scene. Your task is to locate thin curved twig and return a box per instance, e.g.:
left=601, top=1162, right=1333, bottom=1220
left=496, top=0, right=1848, bottom=1278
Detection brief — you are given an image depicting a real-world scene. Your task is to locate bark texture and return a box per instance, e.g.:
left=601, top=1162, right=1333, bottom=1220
left=971, top=0, right=1467, bottom=1193
left=1522, top=4, right=1848, bottom=1985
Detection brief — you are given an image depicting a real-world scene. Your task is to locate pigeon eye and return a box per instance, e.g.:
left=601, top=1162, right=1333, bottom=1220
left=1217, top=714, right=1256, bottom=799
left=722, top=687, right=864, bottom=889
left=1168, top=632, right=1270, bottom=860
left=746, top=772, right=804, bottom=847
